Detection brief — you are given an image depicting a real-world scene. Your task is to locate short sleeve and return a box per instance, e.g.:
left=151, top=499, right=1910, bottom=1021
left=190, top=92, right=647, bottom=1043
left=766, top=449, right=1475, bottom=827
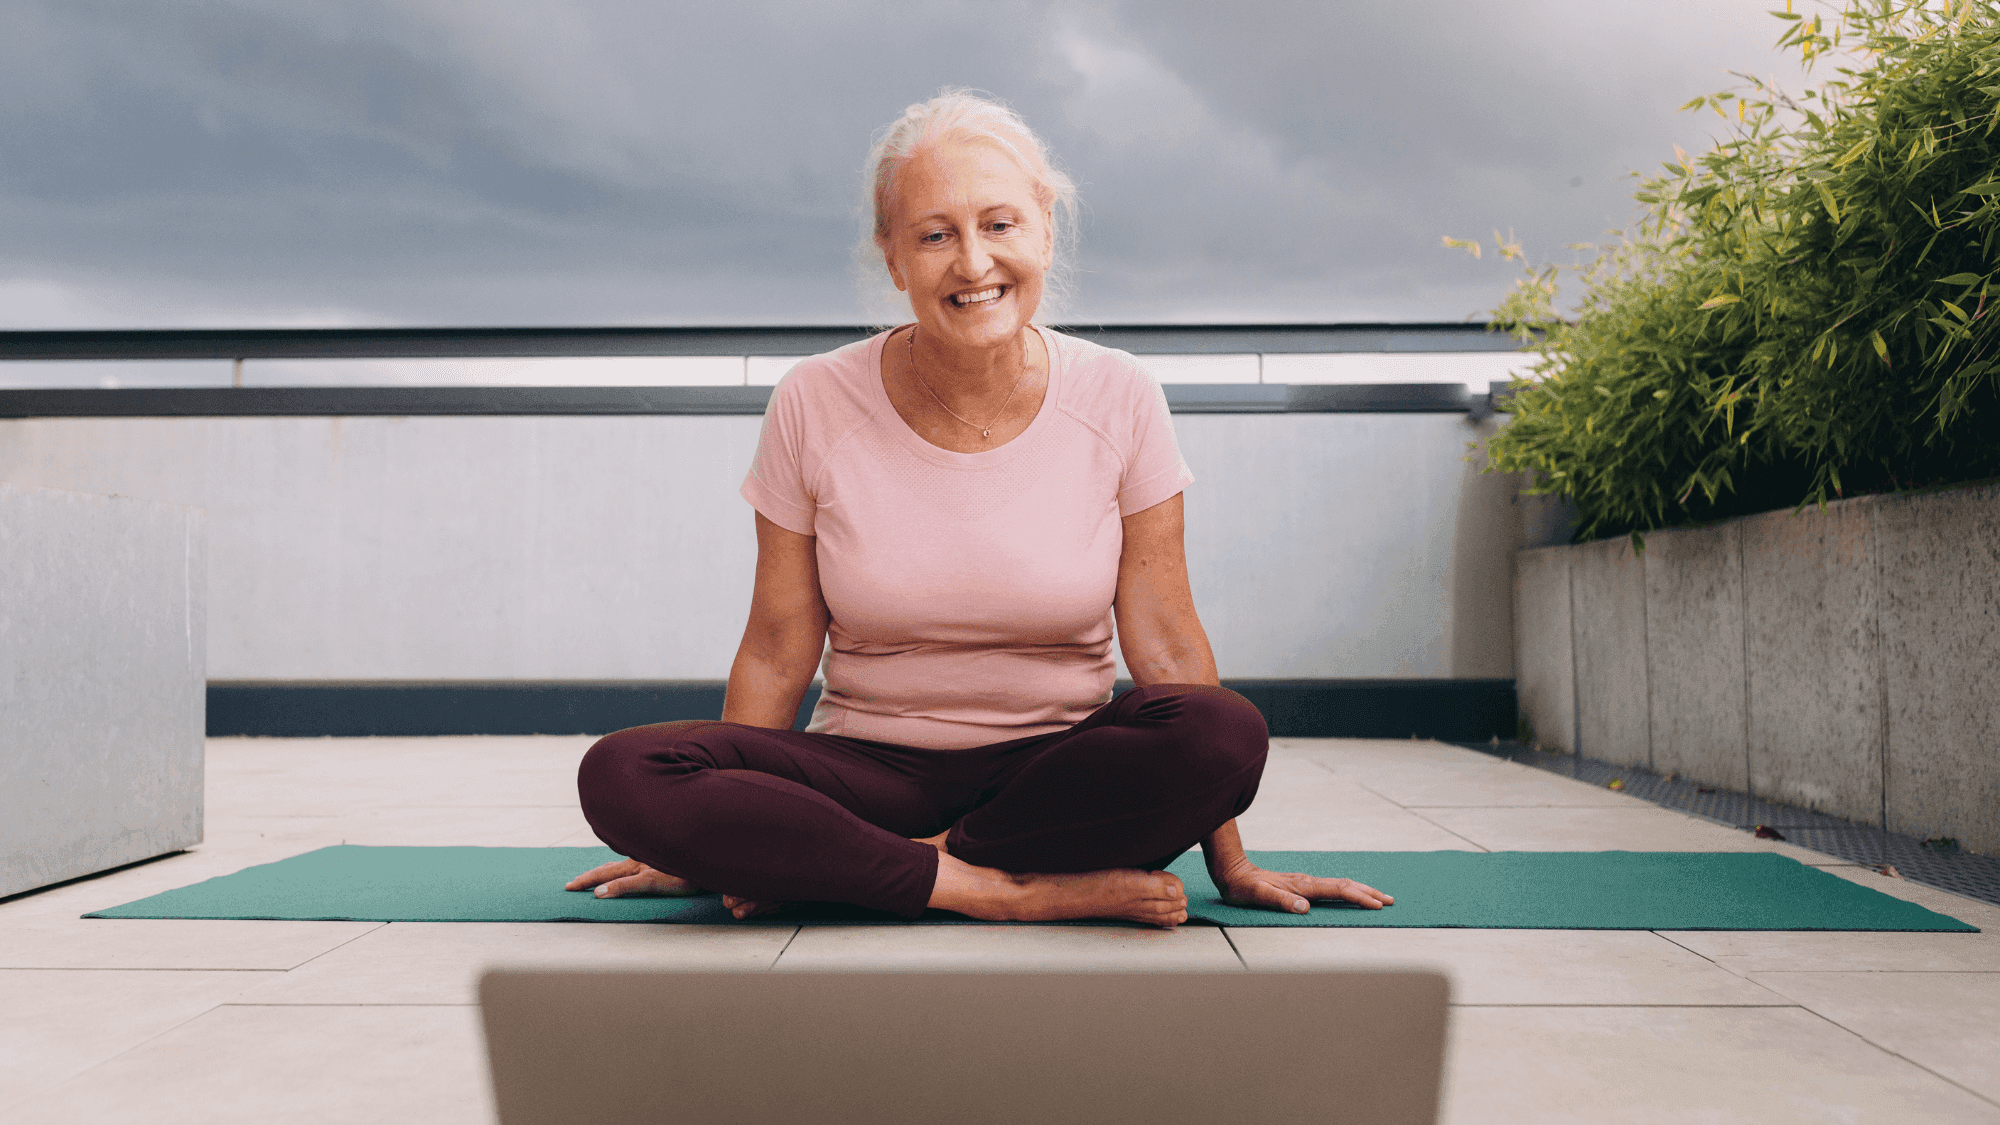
left=739, top=374, right=816, bottom=535
left=1116, top=369, right=1195, bottom=516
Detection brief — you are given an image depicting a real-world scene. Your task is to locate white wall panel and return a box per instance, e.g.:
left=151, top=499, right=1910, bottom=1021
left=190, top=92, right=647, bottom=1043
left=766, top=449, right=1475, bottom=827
left=0, top=360, right=234, bottom=388
left=0, top=411, right=1527, bottom=682
left=1262, top=352, right=1535, bottom=388
left=243, top=356, right=746, bottom=386
left=1131, top=354, right=1261, bottom=384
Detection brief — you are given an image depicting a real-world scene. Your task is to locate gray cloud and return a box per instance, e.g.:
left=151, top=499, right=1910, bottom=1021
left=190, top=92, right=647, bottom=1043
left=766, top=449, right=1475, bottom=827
left=0, top=0, right=1811, bottom=327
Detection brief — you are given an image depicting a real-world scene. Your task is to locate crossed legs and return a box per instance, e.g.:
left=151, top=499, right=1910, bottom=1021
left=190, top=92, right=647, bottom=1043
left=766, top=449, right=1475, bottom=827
left=575, top=684, right=1268, bottom=923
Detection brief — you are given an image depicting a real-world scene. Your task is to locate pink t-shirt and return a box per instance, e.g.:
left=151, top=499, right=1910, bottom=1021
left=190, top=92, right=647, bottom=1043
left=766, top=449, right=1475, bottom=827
left=740, top=325, right=1195, bottom=750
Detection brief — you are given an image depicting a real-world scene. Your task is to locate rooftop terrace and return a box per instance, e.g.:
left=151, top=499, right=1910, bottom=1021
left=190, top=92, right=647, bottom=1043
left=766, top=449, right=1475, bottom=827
left=3, top=734, right=1996, bottom=1123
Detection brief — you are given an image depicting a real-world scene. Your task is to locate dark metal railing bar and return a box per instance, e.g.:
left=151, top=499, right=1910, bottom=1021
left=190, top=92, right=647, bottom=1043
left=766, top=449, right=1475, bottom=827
left=0, top=382, right=1521, bottom=418
left=0, top=322, right=1536, bottom=361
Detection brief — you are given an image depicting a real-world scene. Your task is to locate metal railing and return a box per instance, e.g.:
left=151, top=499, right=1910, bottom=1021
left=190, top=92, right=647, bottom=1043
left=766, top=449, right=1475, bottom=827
left=0, top=323, right=1533, bottom=417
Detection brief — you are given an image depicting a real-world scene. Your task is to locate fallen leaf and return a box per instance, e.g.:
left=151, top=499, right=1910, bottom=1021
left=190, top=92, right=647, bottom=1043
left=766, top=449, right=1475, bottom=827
left=1878, top=864, right=1903, bottom=879
left=1754, top=825, right=1787, bottom=840
left=1607, top=779, right=1626, bottom=790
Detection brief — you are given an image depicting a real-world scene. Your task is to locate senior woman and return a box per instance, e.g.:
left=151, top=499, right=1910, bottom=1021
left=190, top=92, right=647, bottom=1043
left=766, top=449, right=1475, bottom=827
left=567, top=91, right=1392, bottom=926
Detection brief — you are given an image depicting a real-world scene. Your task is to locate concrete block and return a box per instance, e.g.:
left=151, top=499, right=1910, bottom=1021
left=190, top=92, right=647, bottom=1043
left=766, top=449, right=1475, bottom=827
left=1448, top=423, right=1522, bottom=679
left=1570, top=535, right=1650, bottom=768
left=0, top=483, right=206, bottom=898
left=1740, top=497, right=1884, bottom=823
left=1643, top=522, right=1748, bottom=792
left=1512, top=546, right=1573, bottom=752
left=1877, top=481, right=2000, bottom=854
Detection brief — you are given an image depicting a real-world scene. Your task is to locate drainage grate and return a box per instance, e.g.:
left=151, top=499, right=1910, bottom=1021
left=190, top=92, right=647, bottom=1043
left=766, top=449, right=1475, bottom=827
left=1449, top=740, right=2000, bottom=910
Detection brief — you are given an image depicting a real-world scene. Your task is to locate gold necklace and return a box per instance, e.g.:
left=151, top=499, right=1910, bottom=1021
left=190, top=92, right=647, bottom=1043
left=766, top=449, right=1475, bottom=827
left=906, top=325, right=1028, bottom=440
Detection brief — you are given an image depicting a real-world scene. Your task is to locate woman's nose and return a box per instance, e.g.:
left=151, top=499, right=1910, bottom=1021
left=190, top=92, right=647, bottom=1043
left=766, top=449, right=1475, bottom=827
left=954, top=235, right=993, bottom=279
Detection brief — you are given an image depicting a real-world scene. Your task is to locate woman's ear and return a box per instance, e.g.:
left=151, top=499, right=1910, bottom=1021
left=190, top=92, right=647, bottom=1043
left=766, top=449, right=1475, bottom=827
left=879, top=238, right=908, bottom=293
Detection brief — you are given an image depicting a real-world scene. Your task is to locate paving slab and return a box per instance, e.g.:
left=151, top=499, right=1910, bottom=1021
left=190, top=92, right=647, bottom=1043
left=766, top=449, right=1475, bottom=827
left=1234, top=756, right=1486, bottom=850
left=0, top=914, right=382, bottom=971
left=199, top=804, right=592, bottom=851
left=1, top=1004, right=492, bottom=1125
left=1745, top=970, right=2000, bottom=1103
left=773, top=923, right=1243, bottom=971
left=240, top=920, right=795, bottom=1005
left=204, top=735, right=592, bottom=817
left=1441, top=1005, right=2000, bottom=1125
left=0, top=969, right=269, bottom=1115
left=1327, top=755, right=1652, bottom=809
left=1660, top=927, right=2000, bottom=974
left=1410, top=805, right=1796, bottom=853
left=1228, top=928, right=1788, bottom=1006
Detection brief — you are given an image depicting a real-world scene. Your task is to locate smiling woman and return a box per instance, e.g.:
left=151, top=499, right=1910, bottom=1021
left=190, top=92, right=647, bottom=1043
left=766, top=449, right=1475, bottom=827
left=566, top=89, right=1394, bottom=926
left=859, top=89, right=1079, bottom=327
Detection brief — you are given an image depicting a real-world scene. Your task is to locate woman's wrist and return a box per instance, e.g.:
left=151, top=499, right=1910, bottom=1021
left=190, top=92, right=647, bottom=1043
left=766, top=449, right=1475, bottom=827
left=1199, top=820, right=1256, bottom=885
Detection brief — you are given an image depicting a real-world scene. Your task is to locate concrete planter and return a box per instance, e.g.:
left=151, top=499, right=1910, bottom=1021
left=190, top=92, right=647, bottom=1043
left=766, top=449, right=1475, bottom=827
left=1514, top=480, right=2000, bottom=854
left=1, top=483, right=207, bottom=898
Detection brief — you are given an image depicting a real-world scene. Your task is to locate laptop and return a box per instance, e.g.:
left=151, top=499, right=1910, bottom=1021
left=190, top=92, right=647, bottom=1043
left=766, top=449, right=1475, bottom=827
left=481, top=967, right=1450, bottom=1125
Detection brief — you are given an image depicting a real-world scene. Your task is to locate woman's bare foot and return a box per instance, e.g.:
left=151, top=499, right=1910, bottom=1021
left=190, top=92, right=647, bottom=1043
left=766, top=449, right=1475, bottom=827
left=928, top=852, right=1188, bottom=928
left=721, top=894, right=785, bottom=920
left=717, top=832, right=1188, bottom=927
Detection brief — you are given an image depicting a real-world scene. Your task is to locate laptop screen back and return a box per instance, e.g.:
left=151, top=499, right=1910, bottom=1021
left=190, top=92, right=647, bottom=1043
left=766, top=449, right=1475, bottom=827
left=481, top=967, right=1448, bottom=1125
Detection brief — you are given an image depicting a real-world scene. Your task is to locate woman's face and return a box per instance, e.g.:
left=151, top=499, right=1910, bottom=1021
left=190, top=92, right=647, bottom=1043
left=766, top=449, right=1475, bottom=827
left=880, top=137, right=1053, bottom=355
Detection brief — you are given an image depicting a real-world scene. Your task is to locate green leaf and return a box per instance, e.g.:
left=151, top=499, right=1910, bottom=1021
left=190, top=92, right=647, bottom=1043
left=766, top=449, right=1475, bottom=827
left=1833, top=134, right=1876, bottom=167
left=1937, top=272, right=1983, bottom=284
left=1960, top=181, right=2000, bottom=194
left=1698, top=294, right=1742, bottom=309
left=1871, top=330, right=1892, bottom=366
left=1768, top=9, right=1803, bottom=18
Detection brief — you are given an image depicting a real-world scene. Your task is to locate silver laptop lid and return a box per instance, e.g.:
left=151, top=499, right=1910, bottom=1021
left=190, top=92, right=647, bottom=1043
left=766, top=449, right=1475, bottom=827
left=481, top=968, right=1448, bottom=1125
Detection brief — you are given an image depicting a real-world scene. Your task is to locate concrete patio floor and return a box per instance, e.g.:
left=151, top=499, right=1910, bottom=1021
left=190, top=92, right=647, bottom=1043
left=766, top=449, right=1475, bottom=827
left=3, top=735, right=1997, bottom=1124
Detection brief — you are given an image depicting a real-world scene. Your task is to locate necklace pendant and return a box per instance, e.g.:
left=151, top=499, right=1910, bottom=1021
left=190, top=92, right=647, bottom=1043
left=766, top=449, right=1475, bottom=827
left=981, top=428, right=991, bottom=438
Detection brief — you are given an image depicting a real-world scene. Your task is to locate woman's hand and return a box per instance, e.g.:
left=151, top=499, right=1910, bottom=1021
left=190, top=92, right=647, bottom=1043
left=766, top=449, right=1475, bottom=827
left=1216, top=863, right=1393, bottom=913
left=564, top=858, right=707, bottom=899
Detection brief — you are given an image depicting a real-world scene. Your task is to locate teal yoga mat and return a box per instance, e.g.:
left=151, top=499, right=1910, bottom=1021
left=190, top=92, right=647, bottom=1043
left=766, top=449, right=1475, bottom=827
left=85, top=846, right=1975, bottom=930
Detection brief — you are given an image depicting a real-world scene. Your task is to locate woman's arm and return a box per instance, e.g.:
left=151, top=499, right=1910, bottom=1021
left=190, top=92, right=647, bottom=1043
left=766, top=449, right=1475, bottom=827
left=1112, top=493, right=1217, bottom=688
left=1112, top=494, right=1248, bottom=876
left=722, top=511, right=830, bottom=729
left=1113, top=494, right=1392, bottom=913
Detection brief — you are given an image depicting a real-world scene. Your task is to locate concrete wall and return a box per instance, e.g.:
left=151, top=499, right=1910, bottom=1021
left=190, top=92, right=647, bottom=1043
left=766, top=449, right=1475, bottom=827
left=1514, top=483, right=2000, bottom=853
left=0, top=412, right=1538, bottom=684
left=0, top=483, right=206, bottom=898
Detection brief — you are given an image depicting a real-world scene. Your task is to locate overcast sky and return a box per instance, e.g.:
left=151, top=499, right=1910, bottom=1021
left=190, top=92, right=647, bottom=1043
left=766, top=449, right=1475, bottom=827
left=0, top=0, right=1817, bottom=328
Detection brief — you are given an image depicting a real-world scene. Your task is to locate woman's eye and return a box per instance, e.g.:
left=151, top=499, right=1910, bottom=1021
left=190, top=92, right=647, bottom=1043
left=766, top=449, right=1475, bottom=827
left=920, top=231, right=948, bottom=244
left=990, top=221, right=1014, bottom=234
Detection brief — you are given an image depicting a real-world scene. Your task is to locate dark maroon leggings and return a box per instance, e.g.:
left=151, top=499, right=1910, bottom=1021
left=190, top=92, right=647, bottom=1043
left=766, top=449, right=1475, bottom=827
left=576, top=684, right=1268, bottom=919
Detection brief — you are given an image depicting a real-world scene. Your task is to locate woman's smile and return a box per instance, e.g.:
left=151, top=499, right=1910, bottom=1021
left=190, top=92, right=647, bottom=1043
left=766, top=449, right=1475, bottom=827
left=951, top=285, right=1007, bottom=308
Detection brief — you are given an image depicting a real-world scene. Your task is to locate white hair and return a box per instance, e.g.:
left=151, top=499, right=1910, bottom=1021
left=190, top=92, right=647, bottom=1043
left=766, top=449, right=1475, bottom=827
left=850, top=88, right=1080, bottom=326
